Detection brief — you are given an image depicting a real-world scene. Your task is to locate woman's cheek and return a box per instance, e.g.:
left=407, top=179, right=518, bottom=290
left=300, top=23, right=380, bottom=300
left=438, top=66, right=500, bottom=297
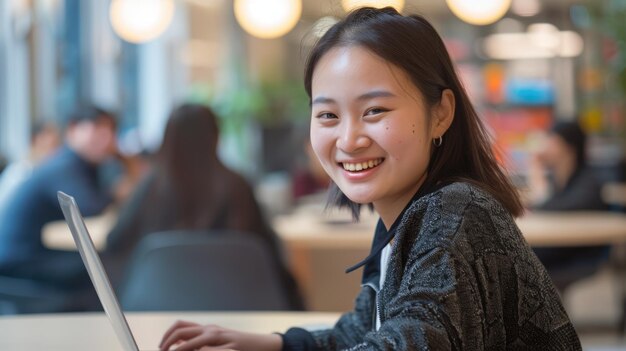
left=310, top=132, right=332, bottom=165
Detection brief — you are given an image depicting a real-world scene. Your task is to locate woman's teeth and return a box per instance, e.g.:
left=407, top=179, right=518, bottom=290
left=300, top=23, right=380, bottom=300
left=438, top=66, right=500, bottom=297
left=342, top=158, right=383, bottom=172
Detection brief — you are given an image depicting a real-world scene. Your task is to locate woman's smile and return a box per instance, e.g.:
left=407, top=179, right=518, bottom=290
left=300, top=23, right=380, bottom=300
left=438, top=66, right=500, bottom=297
left=339, top=158, right=384, bottom=172
left=338, top=158, right=385, bottom=181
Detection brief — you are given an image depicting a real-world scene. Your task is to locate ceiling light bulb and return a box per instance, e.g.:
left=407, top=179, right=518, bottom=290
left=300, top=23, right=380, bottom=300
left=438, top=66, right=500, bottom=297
left=110, top=0, right=175, bottom=44
left=446, top=0, right=512, bottom=26
left=234, top=0, right=302, bottom=39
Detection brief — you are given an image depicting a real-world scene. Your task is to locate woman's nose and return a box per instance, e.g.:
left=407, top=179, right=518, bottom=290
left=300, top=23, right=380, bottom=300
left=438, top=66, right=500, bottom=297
left=336, top=121, right=371, bottom=153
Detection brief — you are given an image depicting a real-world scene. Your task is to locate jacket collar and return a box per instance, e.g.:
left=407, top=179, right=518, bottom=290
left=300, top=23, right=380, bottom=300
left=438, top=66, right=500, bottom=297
left=344, top=181, right=446, bottom=284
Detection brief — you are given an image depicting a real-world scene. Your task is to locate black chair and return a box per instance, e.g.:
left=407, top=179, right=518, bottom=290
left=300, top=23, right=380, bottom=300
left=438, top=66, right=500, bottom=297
left=119, top=230, right=292, bottom=311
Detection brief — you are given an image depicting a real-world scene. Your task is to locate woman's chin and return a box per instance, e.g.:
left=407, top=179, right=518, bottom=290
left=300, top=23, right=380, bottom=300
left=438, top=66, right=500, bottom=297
left=342, top=192, right=375, bottom=205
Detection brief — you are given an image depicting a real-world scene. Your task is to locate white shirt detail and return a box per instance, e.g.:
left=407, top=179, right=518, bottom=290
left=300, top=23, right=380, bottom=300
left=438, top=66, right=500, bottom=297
left=376, top=242, right=392, bottom=331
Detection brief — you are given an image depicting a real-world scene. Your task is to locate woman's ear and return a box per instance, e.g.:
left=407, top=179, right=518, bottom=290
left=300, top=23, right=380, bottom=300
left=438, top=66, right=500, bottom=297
left=431, top=89, right=455, bottom=138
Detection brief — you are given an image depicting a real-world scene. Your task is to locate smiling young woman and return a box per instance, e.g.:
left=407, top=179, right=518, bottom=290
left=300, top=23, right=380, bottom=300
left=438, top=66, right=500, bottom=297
left=159, top=7, right=581, bottom=351
left=309, top=45, right=455, bottom=228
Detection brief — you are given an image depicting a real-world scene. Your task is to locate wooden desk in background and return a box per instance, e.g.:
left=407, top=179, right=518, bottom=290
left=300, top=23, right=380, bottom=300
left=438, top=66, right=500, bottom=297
left=273, top=209, right=626, bottom=310
left=42, top=207, right=117, bottom=250
left=0, top=311, right=340, bottom=351
left=42, top=207, right=626, bottom=311
left=42, top=208, right=626, bottom=249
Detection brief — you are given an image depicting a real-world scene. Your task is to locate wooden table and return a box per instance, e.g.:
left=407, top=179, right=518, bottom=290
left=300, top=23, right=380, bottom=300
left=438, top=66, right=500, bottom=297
left=42, top=203, right=379, bottom=251
left=273, top=207, right=626, bottom=310
left=517, top=211, right=626, bottom=247
left=42, top=207, right=117, bottom=250
left=0, top=311, right=340, bottom=351
left=42, top=205, right=626, bottom=311
left=43, top=204, right=626, bottom=250
left=274, top=207, right=626, bottom=248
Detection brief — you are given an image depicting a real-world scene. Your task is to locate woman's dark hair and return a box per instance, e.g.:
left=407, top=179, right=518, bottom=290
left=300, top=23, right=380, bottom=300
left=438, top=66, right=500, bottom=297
left=155, top=103, right=226, bottom=227
left=304, top=7, right=524, bottom=218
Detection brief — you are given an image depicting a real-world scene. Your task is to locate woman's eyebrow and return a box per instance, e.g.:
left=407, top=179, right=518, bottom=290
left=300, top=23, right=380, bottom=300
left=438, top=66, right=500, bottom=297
left=311, top=96, right=336, bottom=105
left=312, top=90, right=396, bottom=106
left=356, top=90, right=396, bottom=101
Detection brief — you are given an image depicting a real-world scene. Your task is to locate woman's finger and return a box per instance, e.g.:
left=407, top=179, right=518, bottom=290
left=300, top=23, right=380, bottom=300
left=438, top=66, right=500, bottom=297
left=170, top=333, right=225, bottom=351
left=160, top=326, right=204, bottom=351
left=160, top=320, right=200, bottom=348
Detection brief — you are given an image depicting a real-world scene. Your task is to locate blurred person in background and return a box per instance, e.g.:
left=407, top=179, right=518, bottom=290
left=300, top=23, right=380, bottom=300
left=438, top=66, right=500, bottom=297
left=104, top=103, right=304, bottom=310
left=528, top=120, right=609, bottom=291
left=112, top=127, right=152, bottom=202
left=0, top=105, right=120, bottom=311
left=0, top=121, right=61, bottom=212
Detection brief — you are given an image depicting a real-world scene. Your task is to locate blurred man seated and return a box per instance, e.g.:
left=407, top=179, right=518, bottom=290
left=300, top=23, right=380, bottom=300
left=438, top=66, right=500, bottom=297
left=0, top=105, right=120, bottom=312
left=527, top=120, right=609, bottom=291
left=0, top=121, right=61, bottom=213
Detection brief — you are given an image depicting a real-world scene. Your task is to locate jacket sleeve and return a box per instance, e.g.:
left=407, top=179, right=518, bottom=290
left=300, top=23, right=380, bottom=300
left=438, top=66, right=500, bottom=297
left=282, top=285, right=375, bottom=350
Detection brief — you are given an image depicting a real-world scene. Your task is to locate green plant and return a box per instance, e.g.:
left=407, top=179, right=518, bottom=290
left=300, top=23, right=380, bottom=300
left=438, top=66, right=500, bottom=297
left=253, top=79, right=311, bottom=127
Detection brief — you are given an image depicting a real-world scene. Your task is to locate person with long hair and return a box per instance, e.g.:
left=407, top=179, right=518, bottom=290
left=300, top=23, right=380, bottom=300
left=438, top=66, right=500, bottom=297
left=105, top=104, right=303, bottom=310
left=159, top=8, right=580, bottom=350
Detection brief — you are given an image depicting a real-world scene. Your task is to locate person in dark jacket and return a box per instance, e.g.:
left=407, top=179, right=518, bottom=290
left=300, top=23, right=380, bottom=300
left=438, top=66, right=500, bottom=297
left=529, top=120, right=609, bottom=290
left=159, top=8, right=580, bottom=350
left=104, top=103, right=303, bottom=310
left=0, top=105, right=117, bottom=311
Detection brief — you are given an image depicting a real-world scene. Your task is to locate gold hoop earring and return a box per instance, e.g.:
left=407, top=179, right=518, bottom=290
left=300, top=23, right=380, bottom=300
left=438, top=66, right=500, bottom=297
left=433, top=136, right=443, bottom=147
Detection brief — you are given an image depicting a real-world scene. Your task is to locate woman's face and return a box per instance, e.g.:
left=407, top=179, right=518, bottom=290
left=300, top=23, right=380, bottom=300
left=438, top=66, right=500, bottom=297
left=310, top=46, right=440, bottom=220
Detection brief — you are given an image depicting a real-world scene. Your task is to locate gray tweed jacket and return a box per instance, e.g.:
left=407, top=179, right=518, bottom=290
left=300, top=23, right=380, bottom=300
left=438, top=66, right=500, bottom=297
left=282, top=182, right=581, bottom=350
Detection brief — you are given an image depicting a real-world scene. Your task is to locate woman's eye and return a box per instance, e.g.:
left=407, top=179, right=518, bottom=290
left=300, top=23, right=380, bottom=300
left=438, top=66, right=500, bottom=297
left=365, top=107, right=387, bottom=116
left=317, top=112, right=338, bottom=119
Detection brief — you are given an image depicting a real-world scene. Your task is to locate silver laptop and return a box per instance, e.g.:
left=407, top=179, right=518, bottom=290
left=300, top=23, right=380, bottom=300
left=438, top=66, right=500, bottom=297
left=58, top=191, right=140, bottom=351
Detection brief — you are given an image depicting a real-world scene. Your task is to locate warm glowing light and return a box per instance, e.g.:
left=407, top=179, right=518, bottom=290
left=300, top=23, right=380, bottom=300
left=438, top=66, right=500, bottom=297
left=234, top=0, right=302, bottom=39
left=527, top=23, right=560, bottom=50
left=110, top=0, right=175, bottom=43
left=341, top=0, right=404, bottom=12
left=446, top=0, right=512, bottom=26
left=483, top=29, right=584, bottom=60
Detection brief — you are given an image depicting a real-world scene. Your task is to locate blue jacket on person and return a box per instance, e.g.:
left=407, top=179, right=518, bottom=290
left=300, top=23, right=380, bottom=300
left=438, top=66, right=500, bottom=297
left=0, top=145, right=111, bottom=272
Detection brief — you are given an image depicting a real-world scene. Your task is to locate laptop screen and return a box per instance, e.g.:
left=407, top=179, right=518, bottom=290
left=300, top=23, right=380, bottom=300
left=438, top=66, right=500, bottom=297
left=58, top=191, right=139, bottom=351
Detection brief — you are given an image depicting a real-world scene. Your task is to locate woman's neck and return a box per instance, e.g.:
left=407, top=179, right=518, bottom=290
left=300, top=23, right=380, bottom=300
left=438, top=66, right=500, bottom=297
left=375, top=174, right=427, bottom=230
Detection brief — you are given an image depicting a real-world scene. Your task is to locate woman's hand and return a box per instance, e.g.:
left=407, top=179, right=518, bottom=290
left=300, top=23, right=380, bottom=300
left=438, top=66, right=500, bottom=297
left=159, top=320, right=283, bottom=351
